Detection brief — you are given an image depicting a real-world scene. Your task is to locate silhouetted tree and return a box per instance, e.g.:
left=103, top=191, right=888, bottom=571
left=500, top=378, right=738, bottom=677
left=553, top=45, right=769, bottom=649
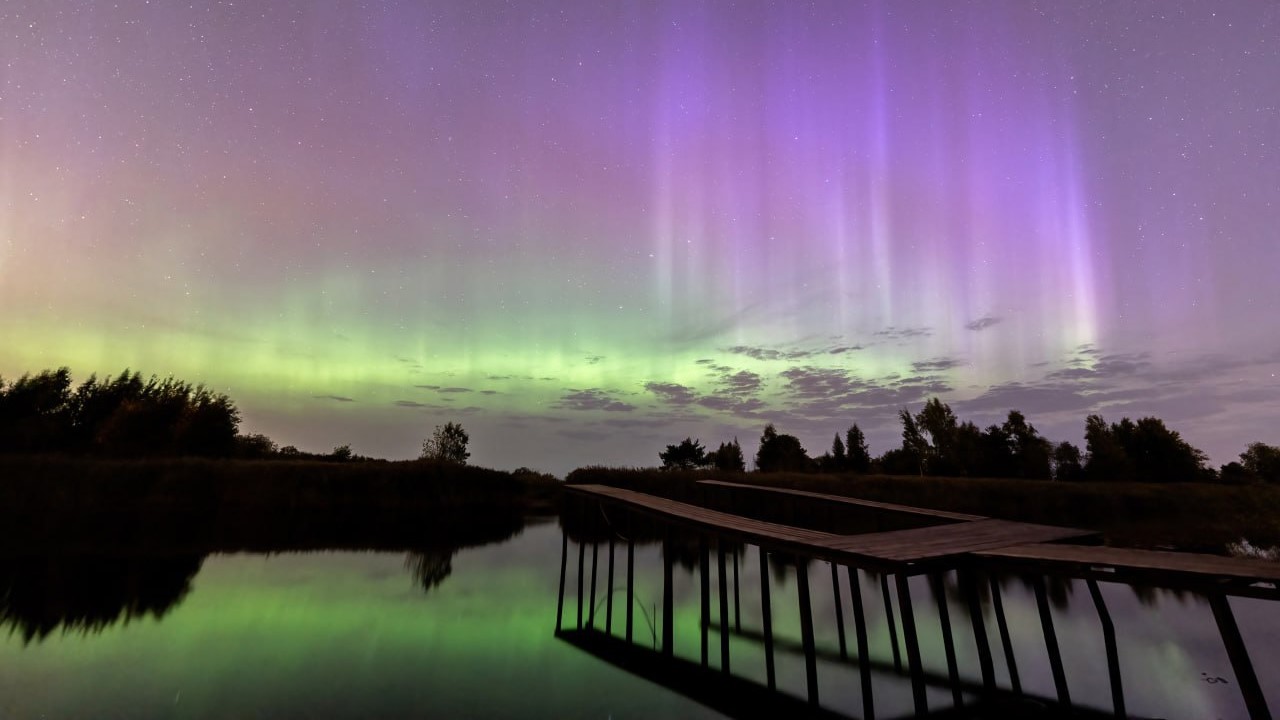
left=1002, top=410, right=1052, bottom=479
left=1240, top=442, right=1280, bottom=484
left=1052, top=441, right=1084, bottom=481
left=330, top=444, right=354, bottom=461
left=659, top=437, right=708, bottom=470
left=1219, top=461, right=1255, bottom=485
left=898, top=408, right=928, bottom=475
left=1084, top=414, right=1208, bottom=482
left=755, top=424, right=810, bottom=472
left=845, top=424, right=871, bottom=473
left=0, top=368, right=73, bottom=453
left=1084, top=414, right=1131, bottom=481
left=830, top=433, right=846, bottom=470
left=234, top=433, right=278, bottom=459
left=0, top=367, right=240, bottom=457
left=708, top=439, right=746, bottom=472
left=421, top=422, right=470, bottom=464
left=915, top=398, right=959, bottom=474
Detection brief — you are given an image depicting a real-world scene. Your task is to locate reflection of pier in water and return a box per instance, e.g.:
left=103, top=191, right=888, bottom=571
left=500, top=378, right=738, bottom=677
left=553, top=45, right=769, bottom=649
left=555, top=484, right=1280, bottom=719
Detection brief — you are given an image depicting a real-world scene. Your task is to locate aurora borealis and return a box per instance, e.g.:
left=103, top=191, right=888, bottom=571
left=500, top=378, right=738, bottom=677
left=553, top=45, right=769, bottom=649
left=2, top=2, right=1278, bottom=473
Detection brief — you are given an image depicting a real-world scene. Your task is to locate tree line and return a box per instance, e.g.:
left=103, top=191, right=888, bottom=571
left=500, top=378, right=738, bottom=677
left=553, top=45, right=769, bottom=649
left=0, top=366, right=479, bottom=465
left=659, top=397, right=1280, bottom=484
left=0, top=368, right=240, bottom=458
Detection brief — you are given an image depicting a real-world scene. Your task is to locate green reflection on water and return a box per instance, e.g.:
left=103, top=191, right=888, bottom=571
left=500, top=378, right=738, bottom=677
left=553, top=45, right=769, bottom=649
left=0, top=524, right=721, bottom=720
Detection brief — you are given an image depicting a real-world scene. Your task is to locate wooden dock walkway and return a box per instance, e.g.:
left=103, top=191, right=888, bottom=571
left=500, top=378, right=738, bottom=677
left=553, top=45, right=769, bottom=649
left=698, top=479, right=985, bottom=522
left=567, top=484, right=1093, bottom=571
left=977, top=542, right=1280, bottom=595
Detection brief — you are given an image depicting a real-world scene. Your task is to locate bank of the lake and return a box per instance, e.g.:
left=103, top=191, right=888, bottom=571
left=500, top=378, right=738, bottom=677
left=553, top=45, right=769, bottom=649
left=0, top=455, right=561, bottom=552
left=566, top=467, right=1280, bottom=553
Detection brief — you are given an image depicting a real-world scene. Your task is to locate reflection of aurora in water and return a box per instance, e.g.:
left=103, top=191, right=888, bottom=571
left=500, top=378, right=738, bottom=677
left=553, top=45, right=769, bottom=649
left=2, top=522, right=1278, bottom=719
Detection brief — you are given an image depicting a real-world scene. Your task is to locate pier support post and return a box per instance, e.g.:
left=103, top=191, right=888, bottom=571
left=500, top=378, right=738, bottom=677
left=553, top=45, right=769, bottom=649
left=1034, top=577, right=1071, bottom=706
left=797, top=560, right=820, bottom=705
left=990, top=576, right=1021, bottom=693
left=605, top=539, right=615, bottom=635
left=760, top=546, right=776, bottom=690
left=933, top=574, right=963, bottom=708
left=718, top=544, right=731, bottom=673
left=626, top=539, right=635, bottom=642
left=832, top=563, right=848, bottom=659
left=662, top=538, right=674, bottom=656
left=848, top=567, right=875, bottom=720
left=555, top=533, right=568, bottom=632
left=576, top=541, right=585, bottom=629
left=896, top=574, right=927, bottom=716
left=1210, top=593, right=1271, bottom=720
left=962, top=570, right=996, bottom=693
left=588, top=543, right=599, bottom=628
left=1086, top=579, right=1125, bottom=718
left=881, top=574, right=902, bottom=672
left=700, top=537, right=711, bottom=666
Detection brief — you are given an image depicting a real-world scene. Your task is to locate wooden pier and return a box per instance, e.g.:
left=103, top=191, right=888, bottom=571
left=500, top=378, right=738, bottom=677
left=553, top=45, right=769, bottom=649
left=567, top=483, right=1094, bottom=573
left=557, top=482, right=1278, bottom=720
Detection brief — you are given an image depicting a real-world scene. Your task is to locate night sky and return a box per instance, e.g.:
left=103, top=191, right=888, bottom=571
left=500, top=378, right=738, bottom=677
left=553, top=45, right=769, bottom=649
left=2, top=1, right=1278, bottom=474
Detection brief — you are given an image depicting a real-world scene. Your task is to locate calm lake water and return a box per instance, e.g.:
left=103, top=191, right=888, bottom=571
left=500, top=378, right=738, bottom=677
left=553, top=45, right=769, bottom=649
left=2, top=518, right=1278, bottom=719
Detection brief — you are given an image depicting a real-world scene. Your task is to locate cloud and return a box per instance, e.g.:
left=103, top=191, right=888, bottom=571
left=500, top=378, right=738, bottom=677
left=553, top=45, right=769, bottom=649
left=696, top=395, right=766, bottom=414
left=721, top=370, right=763, bottom=395
left=313, top=395, right=355, bottom=403
left=911, top=357, right=964, bottom=373
left=394, top=400, right=428, bottom=408
left=414, top=384, right=441, bottom=390
left=554, top=389, right=636, bottom=412
left=645, top=381, right=698, bottom=405
left=965, top=315, right=1002, bottom=332
left=439, top=387, right=473, bottom=393
left=1045, top=352, right=1151, bottom=382
left=780, top=366, right=862, bottom=399
left=583, top=354, right=605, bottom=365
left=875, top=326, right=932, bottom=340
left=725, top=345, right=815, bottom=361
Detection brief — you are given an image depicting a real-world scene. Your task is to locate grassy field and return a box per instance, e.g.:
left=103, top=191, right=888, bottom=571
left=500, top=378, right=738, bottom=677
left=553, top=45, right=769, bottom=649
left=566, top=466, right=1280, bottom=553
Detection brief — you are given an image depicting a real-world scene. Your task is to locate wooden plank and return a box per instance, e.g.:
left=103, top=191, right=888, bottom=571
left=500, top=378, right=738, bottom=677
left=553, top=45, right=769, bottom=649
left=566, top=485, right=838, bottom=549
left=821, top=519, right=1095, bottom=562
left=698, top=479, right=987, bottom=522
left=978, top=543, right=1280, bottom=584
